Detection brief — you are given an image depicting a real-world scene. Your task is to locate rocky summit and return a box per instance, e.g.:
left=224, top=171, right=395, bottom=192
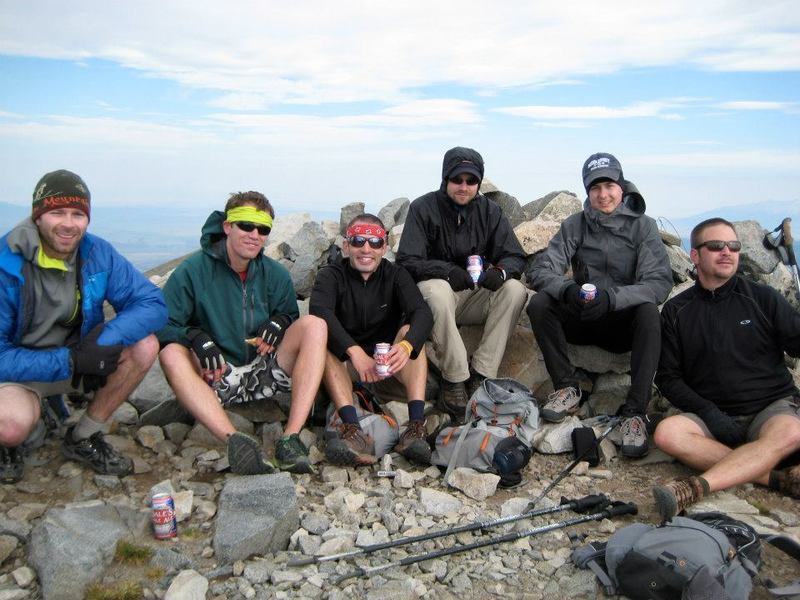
left=2, top=182, right=798, bottom=600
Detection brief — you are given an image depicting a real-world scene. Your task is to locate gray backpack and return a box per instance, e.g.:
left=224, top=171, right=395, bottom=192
left=431, top=378, right=538, bottom=486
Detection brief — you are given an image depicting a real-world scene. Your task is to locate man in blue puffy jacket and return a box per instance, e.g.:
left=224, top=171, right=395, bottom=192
left=0, top=170, right=168, bottom=483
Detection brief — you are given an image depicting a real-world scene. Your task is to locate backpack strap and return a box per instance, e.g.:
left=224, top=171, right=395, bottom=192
left=759, top=534, right=800, bottom=597
left=443, top=418, right=477, bottom=486
left=571, top=541, right=616, bottom=596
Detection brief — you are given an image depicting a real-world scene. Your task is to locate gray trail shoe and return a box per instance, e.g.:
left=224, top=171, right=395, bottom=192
left=325, top=423, right=376, bottom=466
left=652, top=476, right=705, bottom=521
left=227, top=432, right=276, bottom=475
left=275, top=433, right=313, bottom=473
left=620, top=415, right=649, bottom=458
left=0, top=446, right=24, bottom=484
left=61, top=427, right=133, bottom=476
left=540, top=387, right=581, bottom=423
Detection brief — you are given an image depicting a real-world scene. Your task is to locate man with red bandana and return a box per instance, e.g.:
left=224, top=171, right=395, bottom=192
left=157, top=191, right=327, bottom=475
left=652, top=217, right=800, bottom=519
left=0, top=169, right=167, bottom=483
left=397, top=147, right=528, bottom=420
left=310, top=214, right=433, bottom=466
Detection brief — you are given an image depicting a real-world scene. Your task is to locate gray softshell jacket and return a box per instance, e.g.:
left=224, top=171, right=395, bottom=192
left=527, top=183, right=672, bottom=311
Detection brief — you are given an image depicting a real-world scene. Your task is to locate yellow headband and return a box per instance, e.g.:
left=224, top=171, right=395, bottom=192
left=226, top=206, right=273, bottom=228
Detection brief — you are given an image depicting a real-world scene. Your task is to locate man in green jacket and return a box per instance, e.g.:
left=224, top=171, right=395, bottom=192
left=157, top=191, right=327, bottom=474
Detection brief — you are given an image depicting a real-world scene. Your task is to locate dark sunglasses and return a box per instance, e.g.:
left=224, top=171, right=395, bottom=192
left=348, top=235, right=385, bottom=249
left=449, top=175, right=480, bottom=186
left=235, top=221, right=271, bottom=236
left=695, top=240, right=742, bottom=252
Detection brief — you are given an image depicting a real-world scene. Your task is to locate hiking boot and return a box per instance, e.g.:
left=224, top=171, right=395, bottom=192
left=325, top=423, right=376, bottom=466
left=0, top=446, right=24, bottom=484
left=395, top=419, right=431, bottom=465
left=652, top=476, right=705, bottom=521
left=540, top=387, right=582, bottom=423
left=275, top=433, right=312, bottom=473
left=438, top=380, right=469, bottom=420
left=774, top=464, right=800, bottom=499
left=227, top=432, right=276, bottom=475
left=620, top=415, right=649, bottom=458
left=244, top=354, right=292, bottom=402
left=61, top=426, right=133, bottom=476
left=465, top=370, right=485, bottom=401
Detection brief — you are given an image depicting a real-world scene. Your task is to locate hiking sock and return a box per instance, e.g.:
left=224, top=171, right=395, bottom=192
left=697, top=476, right=711, bottom=495
left=338, top=404, right=360, bottom=425
left=408, top=400, right=425, bottom=422
left=72, top=412, right=105, bottom=441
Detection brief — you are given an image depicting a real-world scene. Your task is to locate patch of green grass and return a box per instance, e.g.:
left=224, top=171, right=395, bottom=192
left=179, top=526, right=204, bottom=539
left=86, top=581, right=143, bottom=600
left=114, top=540, right=154, bottom=565
left=145, top=566, right=165, bottom=581
left=749, top=500, right=770, bottom=515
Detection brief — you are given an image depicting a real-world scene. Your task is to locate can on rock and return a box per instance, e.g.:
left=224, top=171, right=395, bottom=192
left=152, top=493, right=177, bottom=539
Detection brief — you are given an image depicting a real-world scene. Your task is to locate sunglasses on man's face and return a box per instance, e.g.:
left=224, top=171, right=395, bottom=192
left=348, top=236, right=385, bottom=249
left=695, top=240, right=742, bottom=252
left=235, top=221, right=271, bottom=236
left=448, top=175, right=480, bottom=186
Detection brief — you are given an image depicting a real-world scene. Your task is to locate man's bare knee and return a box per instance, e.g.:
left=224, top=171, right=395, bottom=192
left=0, top=388, right=40, bottom=446
left=125, top=334, right=159, bottom=370
left=653, top=415, right=703, bottom=451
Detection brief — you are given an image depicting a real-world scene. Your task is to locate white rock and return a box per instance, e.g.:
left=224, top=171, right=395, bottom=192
left=173, top=490, right=194, bottom=522
left=393, top=469, right=415, bottom=489
left=11, top=566, right=35, bottom=588
left=447, top=468, right=501, bottom=501
left=136, top=425, right=166, bottom=449
left=164, top=569, right=208, bottom=600
left=419, top=487, right=462, bottom=517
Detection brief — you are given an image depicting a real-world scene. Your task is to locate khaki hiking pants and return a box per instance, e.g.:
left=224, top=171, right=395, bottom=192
left=418, top=278, right=527, bottom=383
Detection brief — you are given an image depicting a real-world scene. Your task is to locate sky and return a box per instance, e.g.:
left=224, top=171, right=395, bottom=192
left=0, top=1, right=798, bottom=223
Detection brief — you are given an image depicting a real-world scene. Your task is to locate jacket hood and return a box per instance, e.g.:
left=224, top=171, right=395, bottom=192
left=440, top=147, right=485, bottom=182
left=200, top=210, right=227, bottom=254
left=583, top=179, right=646, bottom=222
left=5, top=218, right=42, bottom=263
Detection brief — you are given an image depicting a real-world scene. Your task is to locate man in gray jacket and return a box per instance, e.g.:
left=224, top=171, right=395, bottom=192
left=526, top=153, right=672, bottom=457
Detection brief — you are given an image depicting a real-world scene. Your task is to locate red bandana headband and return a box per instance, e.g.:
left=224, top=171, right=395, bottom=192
left=346, top=224, right=386, bottom=239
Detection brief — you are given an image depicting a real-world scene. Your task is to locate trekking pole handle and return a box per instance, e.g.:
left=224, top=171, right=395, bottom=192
left=604, top=501, right=638, bottom=519
left=570, top=494, right=609, bottom=513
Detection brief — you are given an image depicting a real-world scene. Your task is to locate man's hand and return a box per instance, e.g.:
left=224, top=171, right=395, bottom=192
left=478, top=267, right=505, bottom=292
left=563, top=283, right=584, bottom=311
left=580, top=290, right=611, bottom=322
left=384, top=341, right=412, bottom=376
left=448, top=266, right=475, bottom=292
left=186, top=328, right=226, bottom=383
left=69, top=324, right=123, bottom=391
left=257, top=314, right=292, bottom=354
left=701, top=408, right=748, bottom=447
left=348, top=346, right=381, bottom=383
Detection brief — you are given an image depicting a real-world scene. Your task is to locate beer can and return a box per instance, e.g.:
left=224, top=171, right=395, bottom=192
left=580, top=283, right=597, bottom=302
left=374, top=342, right=391, bottom=377
left=152, top=493, right=178, bottom=539
left=466, top=255, right=483, bottom=283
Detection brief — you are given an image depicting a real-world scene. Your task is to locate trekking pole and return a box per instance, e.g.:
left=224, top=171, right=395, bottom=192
left=528, top=417, right=621, bottom=509
left=781, top=218, right=800, bottom=302
left=288, top=493, right=609, bottom=567
left=331, top=500, right=638, bottom=583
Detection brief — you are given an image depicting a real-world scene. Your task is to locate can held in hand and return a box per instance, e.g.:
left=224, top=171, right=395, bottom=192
left=580, top=283, right=597, bottom=303
left=466, top=255, right=483, bottom=284
left=374, top=342, right=391, bottom=377
left=152, top=493, right=178, bottom=539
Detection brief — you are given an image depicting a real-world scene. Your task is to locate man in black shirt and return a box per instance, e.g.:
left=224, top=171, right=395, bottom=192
left=652, top=217, right=800, bottom=520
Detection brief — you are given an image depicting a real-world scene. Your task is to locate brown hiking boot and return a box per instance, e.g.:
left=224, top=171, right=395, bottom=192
left=775, top=464, right=800, bottom=498
left=395, top=419, right=431, bottom=465
left=325, top=423, right=376, bottom=466
left=438, top=380, right=469, bottom=420
left=465, top=371, right=485, bottom=401
left=652, top=476, right=705, bottom=521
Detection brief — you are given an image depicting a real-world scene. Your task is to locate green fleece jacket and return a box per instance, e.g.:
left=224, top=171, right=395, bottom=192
left=157, top=210, right=299, bottom=366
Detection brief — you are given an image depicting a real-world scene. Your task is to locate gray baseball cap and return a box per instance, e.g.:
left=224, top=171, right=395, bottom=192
left=582, top=152, right=623, bottom=192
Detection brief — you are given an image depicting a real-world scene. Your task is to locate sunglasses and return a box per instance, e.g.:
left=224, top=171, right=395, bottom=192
left=448, top=175, right=480, bottom=186
left=695, top=240, right=742, bottom=252
left=348, top=236, right=385, bottom=249
left=234, top=221, right=271, bottom=236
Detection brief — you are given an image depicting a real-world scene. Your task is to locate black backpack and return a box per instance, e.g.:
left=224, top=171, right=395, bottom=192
left=572, top=512, right=800, bottom=600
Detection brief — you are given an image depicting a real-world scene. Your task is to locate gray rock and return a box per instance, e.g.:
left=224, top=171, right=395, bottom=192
left=243, top=559, right=272, bottom=584
left=735, top=220, right=778, bottom=275
left=183, top=481, right=216, bottom=498
left=514, top=219, right=562, bottom=255
left=447, top=468, right=500, bottom=501
left=11, top=566, right=36, bottom=588
left=28, top=501, right=136, bottom=600
left=533, top=416, right=581, bottom=454
left=213, top=472, right=299, bottom=564
left=163, top=423, right=191, bottom=445
left=173, top=490, right=194, bottom=522
left=378, top=197, right=410, bottom=231
left=339, top=202, right=366, bottom=235
left=485, top=190, right=526, bottom=227
left=0, top=516, right=32, bottom=540
left=164, top=569, right=208, bottom=600
left=567, top=344, right=631, bottom=374
left=7, top=503, right=47, bottom=522
left=537, top=192, right=582, bottom=222
left=93, top=474, right=121, bottom=489
left=111, top=402, right=139, bottom=425
left=186, top=423, right=224, bottom=447
left=665, top=244, right=694, bottom=283
left=0, top=590, right=29, bottom=600
left=151, top=547, right=194, bottom=573
left=366, top=579, right=419, bottom=600
left=289, top=252, right=323, bottom=299
left=418, top=487, right=462, bottom=517
left=687, top=492, right=759, bottom=516
left=136, top=425, right=166, bottom=449
left=129, top=360, right=176, bottom=413
left=149, top=479, right=177, bottom=502
left=264, top=213, right=312, bottom=255
left=0, top=534, right=18, bottom=564
left=522, top=191, right=578, bottom=220
left=301, top=513, right=330, bottom=535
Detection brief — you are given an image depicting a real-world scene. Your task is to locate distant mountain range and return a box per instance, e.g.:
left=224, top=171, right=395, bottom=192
left=1, top=199, right=797, bottom=271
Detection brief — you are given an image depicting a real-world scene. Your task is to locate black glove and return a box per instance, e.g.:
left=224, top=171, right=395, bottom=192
left=700, top=407, right=748, bottom=447
left=478, top=267, right=506, bottom=292
left=186, top=328, right=225, bottom=371
left=563, top=283, right=584, bottom=311
left=580, top=290, right=611, bottom=322
left=448, top=266, right=475, bottom=292
left=69, top=324, right=123, bottom=386
left=258, top=314, right=293, bottom=348
left=77, top=374, right=107, bottom=394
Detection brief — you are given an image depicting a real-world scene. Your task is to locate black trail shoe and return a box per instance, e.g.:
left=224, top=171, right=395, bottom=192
left=61, top=426, right=133, bottom=476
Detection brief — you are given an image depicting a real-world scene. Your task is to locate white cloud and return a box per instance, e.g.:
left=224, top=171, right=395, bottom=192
left=494, top=101, right=682, bottom=121
left=0, top=1, right=797, bottom=106
left=716, top=100, right=794, bottom=110
left=627, top=149, right=800, bottom=170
